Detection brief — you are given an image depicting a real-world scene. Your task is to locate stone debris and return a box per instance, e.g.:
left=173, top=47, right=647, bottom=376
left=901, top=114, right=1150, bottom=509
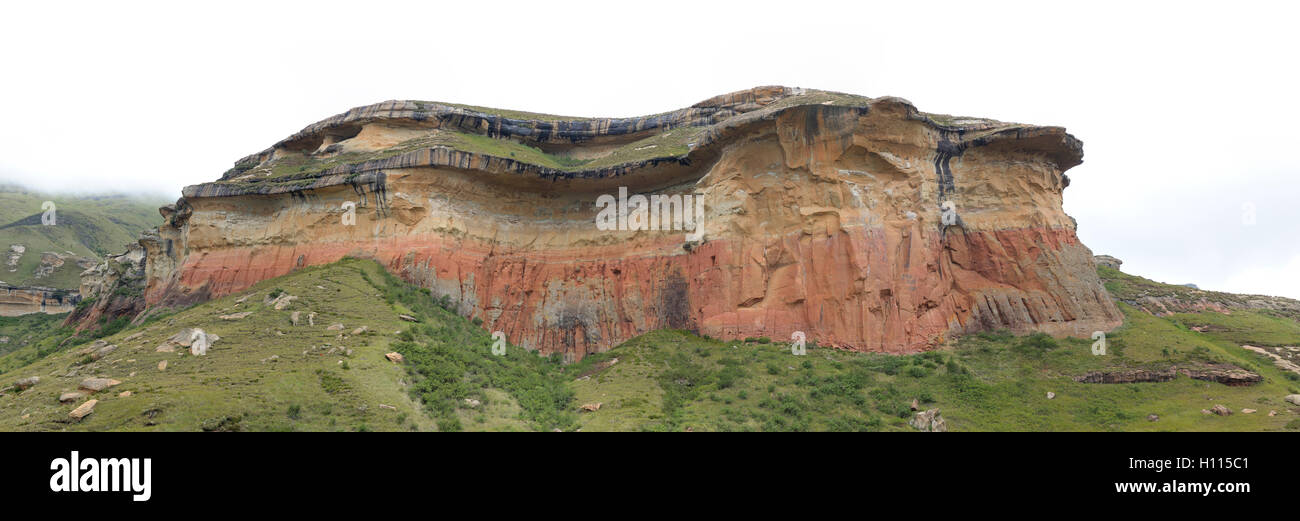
left=59, top=391, right=86, bottom=403
left=79, top=378, right=122, bottom=393
left=266, top=293, right=298, bottom=310
left=69, top=399, right=98, bottom=420
left=89, top=344, right=118, bottom=361
left=910, top=408, right=948, bottom=432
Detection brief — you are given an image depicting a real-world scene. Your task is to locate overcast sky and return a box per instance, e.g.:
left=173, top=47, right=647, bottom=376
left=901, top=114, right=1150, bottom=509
left=0, top=1, right=1296, bottom=298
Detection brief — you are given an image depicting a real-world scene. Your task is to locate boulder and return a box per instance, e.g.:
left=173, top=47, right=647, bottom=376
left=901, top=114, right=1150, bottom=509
left=79, top=378, right=122, bottom=393
left=14, top=376, right=39, bottom=390
left=118, top=391, right=132, bottom=397
left=327, top=323, right=345, bottom=331
left=1046, top=392, right=1056, bottom=399
left=89, top=344, right=118, bottom=361
left=219, top=311, right=253, bottom=320
left=1211, top=404, right=1232, bottom=416
left=464, top=398, right=481, bottom=408
left=1241, top=408, right=1256, bottom=414
left=155, top=344, right=176, bottom=353
left=398, top=314, right=418, bottom=322
left=69, top=399, right=98, bottom=420
left=384, top=352, right=405, bottom=364
left=1285, top=394, right=1300, bottom=406
left=580, top=402, right=603, bottom=412
left=59, top=391, right=86, bottom=403
left=910, top=409, right=948, bottom=432
left=350, top=326, right=369, bottom=336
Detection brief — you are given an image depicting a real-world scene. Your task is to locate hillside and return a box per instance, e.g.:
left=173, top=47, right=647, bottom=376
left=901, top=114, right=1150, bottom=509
left=1, top=258, right=1295, bottom=431
left=0, top=186, right=166, bottom=290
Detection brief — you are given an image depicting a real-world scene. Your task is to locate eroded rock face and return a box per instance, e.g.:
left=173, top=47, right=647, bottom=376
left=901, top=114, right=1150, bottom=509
left=130, top=86, right=1120, bottom=360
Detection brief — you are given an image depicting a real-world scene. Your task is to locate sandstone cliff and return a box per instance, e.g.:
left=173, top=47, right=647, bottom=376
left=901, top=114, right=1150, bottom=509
left=129, top=86, right=1120, bottom=360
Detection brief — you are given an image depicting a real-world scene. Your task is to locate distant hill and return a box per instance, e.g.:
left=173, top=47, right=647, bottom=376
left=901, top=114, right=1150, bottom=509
left=0, top=186, right=167, bottom=290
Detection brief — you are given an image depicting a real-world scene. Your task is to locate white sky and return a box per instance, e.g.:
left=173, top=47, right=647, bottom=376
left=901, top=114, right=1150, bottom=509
left=1, top=0, right=1296, bottom=298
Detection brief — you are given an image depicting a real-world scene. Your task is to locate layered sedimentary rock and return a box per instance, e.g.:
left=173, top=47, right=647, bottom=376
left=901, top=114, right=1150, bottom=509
left=131, top=86, right=1120, bottom=360
left=0, top=284, right=78, bottom=316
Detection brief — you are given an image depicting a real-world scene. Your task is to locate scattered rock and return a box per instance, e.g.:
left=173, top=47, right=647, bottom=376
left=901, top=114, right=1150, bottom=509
left=1268, top=410, right=1277, bottom=417
left=1201, top=409, right=1212, bottom=415
left=1285, top=394, right=1300, bottom=406
left=261, top=355, right=279, bottom=363
left=378, top=404, right=396, bottom=410
left=464, top=398, right=481, bottom=408
left=384, top=352, right=405, bottom=364
left=89, top=344, right=118, bottom=361
left=266, top=293, right=298, bottom=310
left=580, top=402, right=602, bottom=412
left=119, top=391, right=132, bottom=397
left=69, top=399, right=98, bottom=420
left=398, top=314, right=418, bottom=322
left=235, top=295, right=250, bottom=304
left=157, top=360, right=167, bottom=371
left=219, top=311, right=253, bottom=320
left=1147, top=414, right=1159, bottom=422
left=909, top=409, right=948, bottom=432
left=14, top=376, right=39, bottom=390
left=1242, top=408, right=1256, bottom=414
left=122, top=332, right=144, bottom=342
left=1211, top=404, right=1232, bottom=416
left=327, top=323, right=345, bottom=331
left=350, top=326, right=369, bottom=336
left=79, top=378, right=122, bottom=393
left=1046, top=392, right=1056, bottom=399
left=59, top=391, right=86, bottom=403
left=155, top=344, right=176, bottom=353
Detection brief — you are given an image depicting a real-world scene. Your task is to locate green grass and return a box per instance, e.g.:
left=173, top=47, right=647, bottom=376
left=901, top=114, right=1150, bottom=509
left=0, top=186, right=166, bottom=289
left=2, top=257, right=1296, bottom=431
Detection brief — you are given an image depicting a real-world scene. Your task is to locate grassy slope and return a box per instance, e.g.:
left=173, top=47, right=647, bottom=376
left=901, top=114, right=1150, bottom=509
left=1, top=259, right=1297, bottom=431
left=0, top=187, right=166, bottom=289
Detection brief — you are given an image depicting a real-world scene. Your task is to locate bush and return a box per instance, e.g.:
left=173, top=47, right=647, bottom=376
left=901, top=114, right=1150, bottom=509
left=286, top=404, right=301, bottom=419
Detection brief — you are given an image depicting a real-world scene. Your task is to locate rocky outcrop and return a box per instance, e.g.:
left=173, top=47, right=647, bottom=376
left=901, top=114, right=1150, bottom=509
left=127, top=86, right=1121, bottom=360
left=1093, top=255, right=1122, bottom=270
left=0, top=284, right=78, bottom=316
left=1074, top=364, right=1261, bottom=386
left=66, top=240, right=147, bottom=328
